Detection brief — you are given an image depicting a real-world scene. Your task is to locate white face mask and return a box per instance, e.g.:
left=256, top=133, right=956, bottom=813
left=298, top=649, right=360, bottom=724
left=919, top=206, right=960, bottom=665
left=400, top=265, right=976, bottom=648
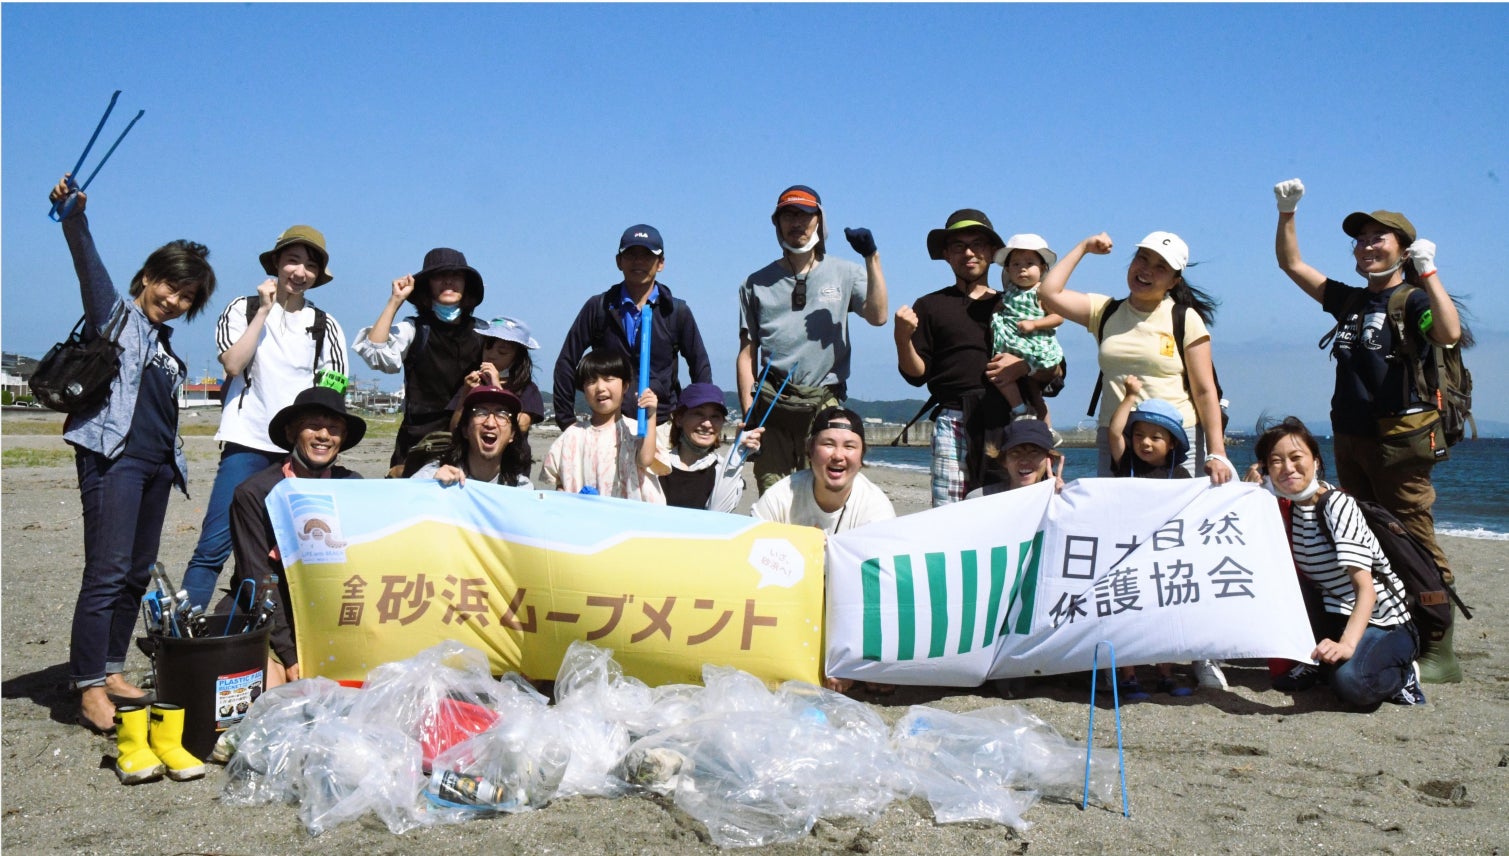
left=1264, top=474, right=1320, bottom=502
left=780, top=232, right=821, bottom=254
left=433, top=303, right=463, bottom=323
left=1357, top=257, right=1405, bottom=281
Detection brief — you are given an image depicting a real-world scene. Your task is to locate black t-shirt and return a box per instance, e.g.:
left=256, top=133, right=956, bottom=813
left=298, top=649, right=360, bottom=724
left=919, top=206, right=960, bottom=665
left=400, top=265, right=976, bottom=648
left=904, top=285, right=1002, bottom=408
left=1321, top=280, right=1432, bottom=437
left=661, top=465, right=717, bottom=510
left=123, top=335, right=182, bottom=464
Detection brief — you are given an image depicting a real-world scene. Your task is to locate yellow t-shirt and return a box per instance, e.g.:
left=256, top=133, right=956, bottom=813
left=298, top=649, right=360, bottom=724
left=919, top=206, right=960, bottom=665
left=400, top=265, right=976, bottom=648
left=1087, top=294, right=1210, bottom=428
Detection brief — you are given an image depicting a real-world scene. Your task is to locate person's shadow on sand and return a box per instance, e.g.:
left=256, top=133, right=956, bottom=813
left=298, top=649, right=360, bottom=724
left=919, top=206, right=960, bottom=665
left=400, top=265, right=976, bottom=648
left=3, top=662, right=88, bottom=727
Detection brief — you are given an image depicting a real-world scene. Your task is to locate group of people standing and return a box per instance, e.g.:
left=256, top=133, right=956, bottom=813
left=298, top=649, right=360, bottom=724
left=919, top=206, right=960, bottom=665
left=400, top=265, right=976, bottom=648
left=52, top=171, right=1465, bottom=739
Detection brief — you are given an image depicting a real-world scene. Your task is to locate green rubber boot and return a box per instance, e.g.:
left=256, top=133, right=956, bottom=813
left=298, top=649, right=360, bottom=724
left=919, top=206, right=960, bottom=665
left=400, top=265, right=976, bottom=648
left=1418, top=620, right=1463, bottom=684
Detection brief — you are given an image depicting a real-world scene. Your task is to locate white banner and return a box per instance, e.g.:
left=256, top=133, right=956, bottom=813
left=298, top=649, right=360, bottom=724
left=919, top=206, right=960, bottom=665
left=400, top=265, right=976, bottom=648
left=825, top=479, right=1316, bottom=686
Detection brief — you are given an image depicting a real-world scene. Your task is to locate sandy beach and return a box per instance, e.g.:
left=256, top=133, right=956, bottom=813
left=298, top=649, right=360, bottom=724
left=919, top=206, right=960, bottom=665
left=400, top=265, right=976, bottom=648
left=3, top=408, right=1506, bottom=855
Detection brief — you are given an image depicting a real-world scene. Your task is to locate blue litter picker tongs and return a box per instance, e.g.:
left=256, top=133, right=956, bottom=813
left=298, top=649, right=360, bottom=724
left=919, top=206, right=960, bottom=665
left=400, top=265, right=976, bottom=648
left=48, top=90, right=145, bottom=221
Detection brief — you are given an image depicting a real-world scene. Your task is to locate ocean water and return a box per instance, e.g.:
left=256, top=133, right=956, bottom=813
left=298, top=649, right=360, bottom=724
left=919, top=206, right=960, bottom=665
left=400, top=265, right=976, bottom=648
left=865, top=437, right=1509, bottom=540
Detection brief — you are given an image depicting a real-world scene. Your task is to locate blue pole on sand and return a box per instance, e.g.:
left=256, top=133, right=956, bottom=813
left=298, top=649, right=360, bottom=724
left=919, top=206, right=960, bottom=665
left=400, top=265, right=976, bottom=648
left=1083, top=640, right=1131, bottom=817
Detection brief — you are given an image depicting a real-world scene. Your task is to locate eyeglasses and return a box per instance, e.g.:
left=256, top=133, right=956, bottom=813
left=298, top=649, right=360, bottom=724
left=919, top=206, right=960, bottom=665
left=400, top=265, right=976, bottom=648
left=1352, top=232, right=1390, bottom=249
left=470, top=407, right=511, bottom=422
left=945, top=238, right=993, bottom=257
left=791, top=274, right=808, bottom=311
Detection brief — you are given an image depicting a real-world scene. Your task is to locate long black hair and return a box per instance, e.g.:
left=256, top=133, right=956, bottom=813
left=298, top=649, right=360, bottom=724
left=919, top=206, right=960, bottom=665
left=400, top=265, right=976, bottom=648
left=1170, top=271, right=1219, bottom=326
left=445, top=406, right=532, bottom=485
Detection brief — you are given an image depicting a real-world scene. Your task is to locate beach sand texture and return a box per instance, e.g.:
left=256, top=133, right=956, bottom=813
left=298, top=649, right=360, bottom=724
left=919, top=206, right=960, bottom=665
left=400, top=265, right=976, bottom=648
left=3, top=414, right=1506, bottom=855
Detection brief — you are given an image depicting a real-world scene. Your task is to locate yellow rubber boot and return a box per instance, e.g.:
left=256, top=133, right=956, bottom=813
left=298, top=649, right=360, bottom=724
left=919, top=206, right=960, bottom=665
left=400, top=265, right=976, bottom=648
left=113, top=705, right=165, bottom=785
left=1418, top=620, right=1463, bottom=684
left=149, top=704, right=206, bottom=781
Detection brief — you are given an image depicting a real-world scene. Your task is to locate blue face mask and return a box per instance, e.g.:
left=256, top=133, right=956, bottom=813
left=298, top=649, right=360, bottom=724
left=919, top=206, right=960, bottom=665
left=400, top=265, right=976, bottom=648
left=433, top=303, right=463, bottom=323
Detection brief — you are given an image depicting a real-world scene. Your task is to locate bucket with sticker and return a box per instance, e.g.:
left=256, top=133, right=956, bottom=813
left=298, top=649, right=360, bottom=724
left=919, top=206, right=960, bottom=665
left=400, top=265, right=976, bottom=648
left=151, top=615, right=271, bottom=758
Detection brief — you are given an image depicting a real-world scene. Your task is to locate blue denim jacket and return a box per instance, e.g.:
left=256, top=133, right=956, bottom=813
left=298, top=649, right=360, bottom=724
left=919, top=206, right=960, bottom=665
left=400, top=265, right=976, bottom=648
left=59, top=211, right=190, bottom=494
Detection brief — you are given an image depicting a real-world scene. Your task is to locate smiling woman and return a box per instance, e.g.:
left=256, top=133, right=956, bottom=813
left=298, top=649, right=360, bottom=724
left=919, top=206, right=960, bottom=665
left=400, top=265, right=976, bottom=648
left=47, top=174, right=218, bottom=742
left=661, top=382, right=761, bottom=513
left=1036, top=230, right=1233, bottom=486
left=179, top=225, right=349, bottom=611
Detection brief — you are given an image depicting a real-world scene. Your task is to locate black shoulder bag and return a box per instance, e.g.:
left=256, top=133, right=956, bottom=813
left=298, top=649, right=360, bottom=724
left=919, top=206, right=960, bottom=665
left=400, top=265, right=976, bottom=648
left=30, top=303, right=129, bottom=414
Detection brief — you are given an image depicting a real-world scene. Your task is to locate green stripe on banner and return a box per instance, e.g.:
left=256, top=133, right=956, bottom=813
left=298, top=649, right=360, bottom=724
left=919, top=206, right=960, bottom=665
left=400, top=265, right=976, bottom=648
left=958, top=550, right=978, bottom=655
left=984, top=546, right=1007, bottom=645
left=894, top=555, right=915, bottom=660
left=1012, top=532, right=1044, bottom=635
left=926, top=552, right=948, bottom=658
left=861, top=558, right=882, bottom=661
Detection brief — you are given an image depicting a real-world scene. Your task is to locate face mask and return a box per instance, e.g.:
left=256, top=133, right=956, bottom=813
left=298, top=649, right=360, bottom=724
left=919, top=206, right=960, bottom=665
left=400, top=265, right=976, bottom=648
left=780, top=233, right=821, bottom=254
left=433, top=303, right=463, bottom=323
left=291, top=444, right=333, bottom=476
left=1264, top=474, right=1320, bottom=502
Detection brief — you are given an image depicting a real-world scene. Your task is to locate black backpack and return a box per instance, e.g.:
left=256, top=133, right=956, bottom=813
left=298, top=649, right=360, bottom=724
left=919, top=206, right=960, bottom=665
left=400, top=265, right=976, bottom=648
left=1308, top=490, right=1471, bottom=643
left=1086, top=298, right=1222, bottom=417
left=233, top=296, right=330, bottom=407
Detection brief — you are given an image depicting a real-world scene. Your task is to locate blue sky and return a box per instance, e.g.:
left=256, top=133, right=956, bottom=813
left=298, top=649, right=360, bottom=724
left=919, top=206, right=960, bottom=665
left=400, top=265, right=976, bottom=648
left=4, top=3, right=1506, bottom=433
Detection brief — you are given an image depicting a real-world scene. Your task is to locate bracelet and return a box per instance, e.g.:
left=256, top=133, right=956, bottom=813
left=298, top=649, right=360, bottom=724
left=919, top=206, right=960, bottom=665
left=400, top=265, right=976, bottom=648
left=1204, top=453, right=1235, bottom=472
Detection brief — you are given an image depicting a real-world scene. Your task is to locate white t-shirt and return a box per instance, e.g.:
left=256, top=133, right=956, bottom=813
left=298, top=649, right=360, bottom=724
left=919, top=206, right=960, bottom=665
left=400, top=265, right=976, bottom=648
left=216, top=298, right=347, bottom=452
left=751, top=469, right=895, bottom=534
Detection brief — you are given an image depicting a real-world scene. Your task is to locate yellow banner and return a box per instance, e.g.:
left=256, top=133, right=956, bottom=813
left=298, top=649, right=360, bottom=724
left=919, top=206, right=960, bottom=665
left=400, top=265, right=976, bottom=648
left=267, top=480, right=826, bottom=686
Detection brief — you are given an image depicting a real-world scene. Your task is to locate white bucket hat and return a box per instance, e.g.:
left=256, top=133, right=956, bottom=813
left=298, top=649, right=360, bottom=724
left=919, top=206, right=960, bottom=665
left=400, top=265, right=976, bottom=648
left=994, top=233, right=1058, bottom=269
left=480, top=316, right=540, bottom=349
left=1136, top=231, right=1190, bottom=272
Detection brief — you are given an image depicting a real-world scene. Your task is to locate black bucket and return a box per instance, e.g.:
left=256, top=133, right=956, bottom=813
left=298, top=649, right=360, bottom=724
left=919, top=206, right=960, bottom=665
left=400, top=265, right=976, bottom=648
left=151, top=614, right=270, bottom=758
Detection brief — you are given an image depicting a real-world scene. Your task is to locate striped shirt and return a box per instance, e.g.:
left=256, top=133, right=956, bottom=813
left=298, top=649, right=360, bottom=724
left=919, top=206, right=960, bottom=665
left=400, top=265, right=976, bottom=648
left=1289, top=489, right=1409, bottom=627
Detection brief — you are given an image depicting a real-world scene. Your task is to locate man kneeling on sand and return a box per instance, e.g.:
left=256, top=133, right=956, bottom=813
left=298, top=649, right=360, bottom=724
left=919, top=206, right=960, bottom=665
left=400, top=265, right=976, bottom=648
left=750, top=406, right=895, bottom=534
left=223, top=386, right=365, bottom=687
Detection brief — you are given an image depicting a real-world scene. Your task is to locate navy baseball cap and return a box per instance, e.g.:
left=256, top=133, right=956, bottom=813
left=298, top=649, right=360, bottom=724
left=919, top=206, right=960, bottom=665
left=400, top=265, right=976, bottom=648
left=618, top=224, right=664, bottom=256
left=676, top=382, right=728, bottom=415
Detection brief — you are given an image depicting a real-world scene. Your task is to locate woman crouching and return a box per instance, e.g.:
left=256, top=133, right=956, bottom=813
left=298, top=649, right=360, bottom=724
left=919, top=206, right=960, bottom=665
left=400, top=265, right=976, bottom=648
left=1249, top=418, right=1425, bottom=708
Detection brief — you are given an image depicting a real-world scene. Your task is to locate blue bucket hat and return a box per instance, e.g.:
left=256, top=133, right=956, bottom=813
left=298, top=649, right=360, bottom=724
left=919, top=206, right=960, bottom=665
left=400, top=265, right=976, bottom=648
left=1124, top=398, right=1189, bottom=470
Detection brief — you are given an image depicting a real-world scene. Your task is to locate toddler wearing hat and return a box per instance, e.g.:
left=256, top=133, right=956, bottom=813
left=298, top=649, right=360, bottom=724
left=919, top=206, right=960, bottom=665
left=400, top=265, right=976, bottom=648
left=1106, top=375, right=1198, bottom=699
left=988, top=234, right=1066, bottom=429
left=1107, top=376, right=1192, bottom=480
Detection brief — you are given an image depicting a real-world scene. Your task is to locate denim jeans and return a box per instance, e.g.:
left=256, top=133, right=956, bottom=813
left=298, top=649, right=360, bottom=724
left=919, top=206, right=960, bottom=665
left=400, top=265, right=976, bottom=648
left=1327, top=622, right=1419, bottom=708
left=71, top=449, right=176, bottom=688
left=181, top=443, right=285, bottom=608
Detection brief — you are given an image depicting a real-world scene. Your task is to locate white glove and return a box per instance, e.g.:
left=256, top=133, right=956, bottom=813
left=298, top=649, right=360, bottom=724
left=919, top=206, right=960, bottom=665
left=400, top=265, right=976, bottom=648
left=1273, top=179, right=1305, bottom=213
left=1408, top=239, right=1437, bottom=276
